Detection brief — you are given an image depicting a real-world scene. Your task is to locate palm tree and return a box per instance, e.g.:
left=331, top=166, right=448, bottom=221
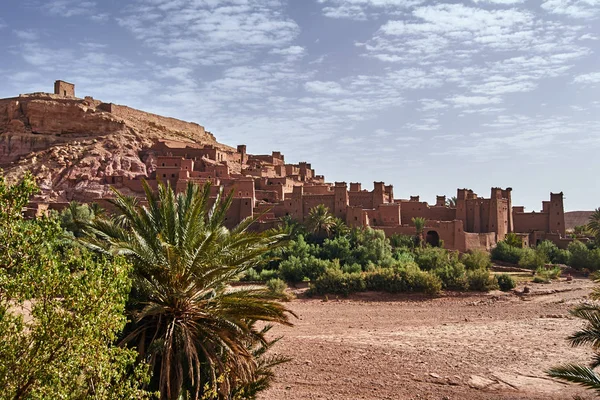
left=588, top=208, right=600, bottom=241
left=412, top=217, right=426, bottom=247
left=84, top=181, right=294, bottom=400
left=547, top=300, right=600, bottom=393
left=330, top=217, right=350, bottom=238
left=306, top=204, right=335, bottom=241
left=446, top=196, right=458, bottom=207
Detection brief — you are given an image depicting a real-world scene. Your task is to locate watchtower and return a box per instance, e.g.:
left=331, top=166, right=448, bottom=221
left=54, top=80, right=75, bottom=97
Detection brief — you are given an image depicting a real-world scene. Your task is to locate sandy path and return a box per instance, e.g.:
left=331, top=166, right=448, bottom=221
left=260, top=278, right=596, bottom=400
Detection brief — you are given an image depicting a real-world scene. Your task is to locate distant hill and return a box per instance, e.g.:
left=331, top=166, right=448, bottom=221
left=565, top=211, right=594, bottom=231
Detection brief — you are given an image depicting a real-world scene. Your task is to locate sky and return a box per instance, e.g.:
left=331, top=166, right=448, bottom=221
left=0, top=0, right=599, bottom=211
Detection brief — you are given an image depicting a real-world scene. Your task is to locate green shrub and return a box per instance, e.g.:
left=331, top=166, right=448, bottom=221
left=279, top=256, right=305, bottom=282
left=414, top=247, right=458, bottom=271
left=568, top=241, right=600, bottom=271
left=241, top=268, right=261, bottom=282
left=518, top=247, right=547, bottom=270
left=390, top=233, right=416, bottom=250
left=504, top=233, right=523, bottom=248
left=364, top=268, right=442, bottom=295
left=534, top=266, right=562, bottom=283
left=341, top=262, right=362, bottom=274
left=496, top=274, right=516, bottom=291
left=491, top=241, right=523, bottom=264
left=467, top=269, right=499, bottom=291
left=461, top=250, right=492, bottom=270
left=553, top=248, right=571, bottom=265
left=432, top=262, right=469, bottom=290
left=266, top=278, right=288, bottom=297
left=310, top=269, right=366, bottom=296
left=259, top=269, right=279, bottom=281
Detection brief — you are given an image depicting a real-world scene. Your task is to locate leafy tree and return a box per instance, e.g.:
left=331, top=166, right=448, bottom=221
left=85, top=181, right=293, bottom=399
left=59, top=201, right=95, bottom=237
left=0, top=173, right=150, bottom=399
left=504, top=232, right=523, bottom=248
left=305, top=204, right=336, bottom=242
left=330, top=217, right=350, bottom=238
left=412, top=217, right=426, bottom=248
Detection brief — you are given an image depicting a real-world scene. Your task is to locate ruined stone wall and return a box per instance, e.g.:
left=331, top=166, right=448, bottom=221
left=109, top=104, right=221, bottom=146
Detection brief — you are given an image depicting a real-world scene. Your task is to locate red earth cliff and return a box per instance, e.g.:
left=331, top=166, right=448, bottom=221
left=0, top=93, right=231, bottom=202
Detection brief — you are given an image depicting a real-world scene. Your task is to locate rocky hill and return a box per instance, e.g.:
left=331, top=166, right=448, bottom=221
left=565, top=211, right=594, bottom=231
left=0, top=92, right=232, bottom=202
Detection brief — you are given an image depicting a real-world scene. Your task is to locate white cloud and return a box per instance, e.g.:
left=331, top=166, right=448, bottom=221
left=541, top=0, right=600, bottom=18
left=318, top=0, right=424, bottom=20
left=448, top=95, right=503, bottom=107
left=13, top=30, right=38, bottom=41
left=573, top=72, right=600, bottom=84
left=118, top=0, right=299, bottom=66
left=304, top=81, right=347, bottom=95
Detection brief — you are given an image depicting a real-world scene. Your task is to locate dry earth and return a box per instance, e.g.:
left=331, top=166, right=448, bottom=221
left=260, top=278, right=596, bottom=400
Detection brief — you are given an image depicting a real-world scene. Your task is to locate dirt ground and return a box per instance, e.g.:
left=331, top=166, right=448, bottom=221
left=260, top=278, right=597, bottom=400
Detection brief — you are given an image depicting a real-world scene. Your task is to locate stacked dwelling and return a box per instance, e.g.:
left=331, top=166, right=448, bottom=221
left=103, top=142, right=572, bottom=253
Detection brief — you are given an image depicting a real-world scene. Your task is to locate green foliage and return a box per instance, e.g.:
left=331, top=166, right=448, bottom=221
left=533, top=266, right=562, bottom=283
left=0, top=173, right=150, bottom=399
left=588, top=208, right=600, bottom=242
left=518, top=247, right=548, bottom=270
left=266, top=278, right=288, bottom=298
left=365, top=267, right=442, bottom=295
left=547, top=287, right=600, bottom=393
left=306, top=204, right=336, bottom=241
left=496, top=274, right=516, bottom=292
left=491, top=241, right=524, bottom=264
left=309, top=269, right=366, bottom=296
left=461, top=250, right=492, bottom=270
left=389, top=233, right=416, bottom=250
left=504, top=232, right=523, bottom=248
left=432, top=262, right=469, bottom=290
left=59, top=201, right=95, bottom=237
left=85, top=181, right=293, bottom=399
left=467, top=269, right=499, bottom=292
left=414, top=247, right=459, bottom=271
left=259, top=269, right=280, bottom=282
left=568, top=241, right=600, bottom=271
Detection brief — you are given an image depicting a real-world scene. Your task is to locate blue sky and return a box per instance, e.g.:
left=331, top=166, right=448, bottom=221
left=1, top=0, right=599, bottom=211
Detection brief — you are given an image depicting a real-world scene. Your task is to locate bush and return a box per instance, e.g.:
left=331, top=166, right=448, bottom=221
left=414, top=247, right=458, bottom=271
left=568, top=241, right=600, bottom=271
left=461, top=250, right=492, bottom=270
left=518, top=247, right=547, bottom=270
left=259, top=269, right=279, bottom=281
left=491, top=241, right=524, bottom=264
left=279, top=256, right=305, bottom=282
left=553, top=248, right=571, bottom=265
left=266, top=278, right=288, bottom=297
left=390, top=234, right=416, bottom=250
left=241, top=268, right=261, bottom=282
left=533, top=266, right=562, bottom=283
left=432, top=262, right=469, bottom=290
left=467, top=269, right=499, bottom=291
left=341, top=262, right=362, bottom=274
left=364, top=267, right=442, bottom=295
left=496, top=274, right=516, bottom=292
left=310, top=269, right=366, bottom=296
left=504, top=233, right=523, bottom=248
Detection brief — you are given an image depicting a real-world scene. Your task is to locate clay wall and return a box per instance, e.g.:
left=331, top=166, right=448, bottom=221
left=349, top=192, right=374, bottom=209
left=513, top=212, right=549, bottom=233
left=256, top=189, right=280, bottom=203
left=304, top=185, right=333, bottom=195
left=365, top=203, right=401, bottom=227
left=301, top=194, right=335, bottom=218
left=347, top=206, right=365, bottom=228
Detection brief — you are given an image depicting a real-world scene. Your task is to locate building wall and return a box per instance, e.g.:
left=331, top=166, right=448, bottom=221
left=54, top=81, right=75, bottom=97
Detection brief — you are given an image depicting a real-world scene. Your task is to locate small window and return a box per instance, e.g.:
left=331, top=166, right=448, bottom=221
left=355, top=217, right=358, bottom=221
left=162, top=174, right=166, bottom=178
left=171, top=174, right=175, bottom=178
left=162, top=163, right=165, bottom=166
